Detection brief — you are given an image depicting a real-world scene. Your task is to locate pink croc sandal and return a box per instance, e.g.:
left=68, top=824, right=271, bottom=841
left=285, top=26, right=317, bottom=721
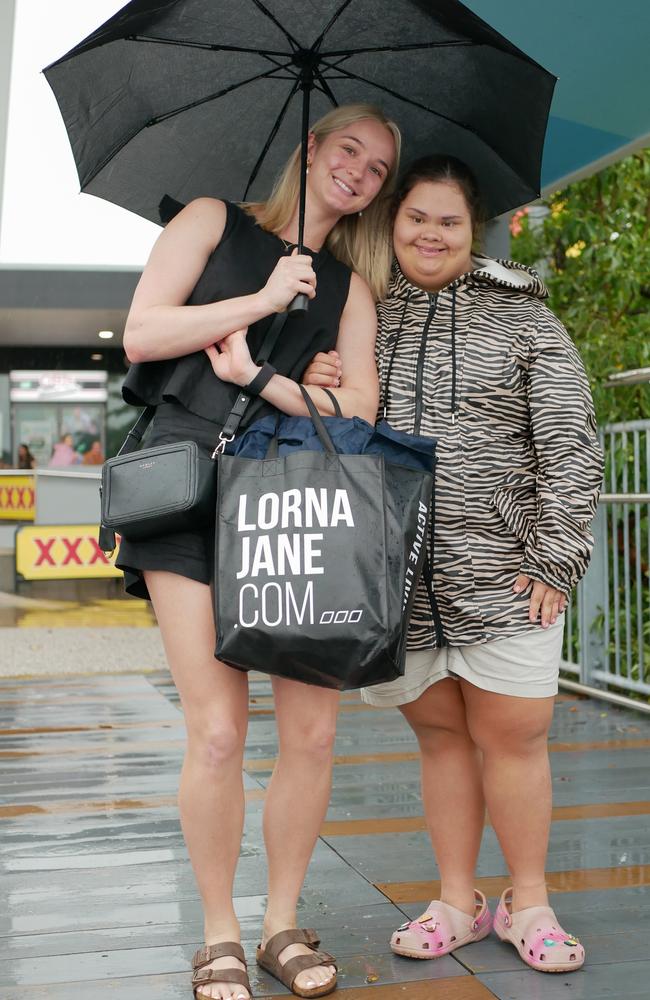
left=493, top=888, right=585, bottom=973
left=390, top=890, right=492, bottom=959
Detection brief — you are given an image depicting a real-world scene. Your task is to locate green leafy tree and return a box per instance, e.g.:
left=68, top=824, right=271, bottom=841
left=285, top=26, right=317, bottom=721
left=512, top=149, right=650, bottom=424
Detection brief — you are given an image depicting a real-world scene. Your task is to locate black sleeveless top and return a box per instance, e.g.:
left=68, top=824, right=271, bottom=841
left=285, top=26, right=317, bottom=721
left=122, top=201, right=352, bottom=427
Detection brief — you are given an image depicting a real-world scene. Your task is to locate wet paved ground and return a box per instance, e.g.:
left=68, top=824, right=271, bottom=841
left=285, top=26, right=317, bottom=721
left=0, top=594, right=164, bottom=677
left=1, top=666, right=650, bottom=998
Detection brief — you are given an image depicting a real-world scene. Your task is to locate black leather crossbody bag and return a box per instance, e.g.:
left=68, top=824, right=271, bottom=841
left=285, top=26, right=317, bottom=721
left=98, top=312, right=287, bottom=554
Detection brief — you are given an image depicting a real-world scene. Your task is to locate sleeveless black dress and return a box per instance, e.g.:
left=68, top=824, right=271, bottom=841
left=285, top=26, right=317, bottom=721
left=116, top=201, right=352, bottom=600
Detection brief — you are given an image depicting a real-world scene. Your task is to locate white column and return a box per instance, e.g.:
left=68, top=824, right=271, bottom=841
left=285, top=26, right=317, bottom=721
left=483, top=213, right=511, bottom=259
left=0, top=0, right=17, bottom=242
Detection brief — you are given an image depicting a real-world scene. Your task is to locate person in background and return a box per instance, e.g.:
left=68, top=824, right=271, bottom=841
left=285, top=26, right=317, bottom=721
left=304, top=154, right=603, bottom=975
left=47, top=433, right=78, bottom=467
left=17, top=443, right=37, bottom=469
left=82, top=440, right=105, bottom=465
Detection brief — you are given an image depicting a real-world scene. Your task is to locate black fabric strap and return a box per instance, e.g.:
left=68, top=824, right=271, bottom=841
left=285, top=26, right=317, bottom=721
left=216, top=311, right=288, bottom=451
left=116, top=405, right=156, bottom=456
left=321, top=387, right=343, bottom=418
left=220, top=387, right=255, bottom=441
left=246, top=362, right=277, bottom=396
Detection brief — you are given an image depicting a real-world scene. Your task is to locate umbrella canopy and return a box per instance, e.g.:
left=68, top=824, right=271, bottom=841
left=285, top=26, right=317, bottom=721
left=44, top=0, right=556, bottom=228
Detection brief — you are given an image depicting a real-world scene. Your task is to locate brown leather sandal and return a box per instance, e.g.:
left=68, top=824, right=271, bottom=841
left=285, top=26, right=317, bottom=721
left=256, top=928, right=337, bottom=998
left=191, top=942, right=252, bottom=999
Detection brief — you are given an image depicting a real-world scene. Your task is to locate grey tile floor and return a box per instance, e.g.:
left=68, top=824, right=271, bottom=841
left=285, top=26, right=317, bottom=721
left=0, top=670, right=648, bottom=998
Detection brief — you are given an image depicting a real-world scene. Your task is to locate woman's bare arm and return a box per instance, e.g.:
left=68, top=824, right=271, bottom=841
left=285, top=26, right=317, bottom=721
left=123, top=199, right=316, bottom=364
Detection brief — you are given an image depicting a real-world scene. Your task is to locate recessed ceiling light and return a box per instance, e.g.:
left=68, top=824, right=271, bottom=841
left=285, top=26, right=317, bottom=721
left=98, top=330, right=114, bottom=340
left=91, top=353, right=103, bottom=361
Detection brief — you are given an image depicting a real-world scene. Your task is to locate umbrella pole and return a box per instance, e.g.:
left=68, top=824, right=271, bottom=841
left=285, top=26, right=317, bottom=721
left=288, top=76, right=313, bottom=315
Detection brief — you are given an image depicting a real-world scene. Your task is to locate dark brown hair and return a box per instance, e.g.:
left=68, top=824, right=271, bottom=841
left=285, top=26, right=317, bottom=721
left=392, top=155, right=486, bottom=243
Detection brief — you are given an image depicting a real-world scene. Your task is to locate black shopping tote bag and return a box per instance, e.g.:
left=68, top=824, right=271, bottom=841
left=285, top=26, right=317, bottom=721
left=214, top=388, right=435, bottom=689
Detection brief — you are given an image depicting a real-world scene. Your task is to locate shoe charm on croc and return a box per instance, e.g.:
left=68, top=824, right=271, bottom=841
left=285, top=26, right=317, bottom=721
left=391, top=890, right=492, bottom=959
left=493, top=888, right=585, bottom=973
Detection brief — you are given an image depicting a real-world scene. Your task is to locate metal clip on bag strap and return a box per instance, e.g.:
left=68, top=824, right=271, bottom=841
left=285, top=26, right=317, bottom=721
left=213, top=310, right=288, bottom=458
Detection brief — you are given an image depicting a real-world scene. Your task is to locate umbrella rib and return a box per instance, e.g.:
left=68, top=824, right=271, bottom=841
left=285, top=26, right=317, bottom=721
left=149, top=64, right=295, bottom=125
left=249, top=0, right=301, bottom=51
left=79, top=64, right=294, bottom=190
left=128, top=34, right=290, bottom=57
left=320, top=40, right=478, bottom=56
left=312, top=68, right=339, bottom=108
left=317, top=62, right=481, bottom=136
left=311, top=0, right=355, bottom=50
left=243, top=79, right=302, bottom=200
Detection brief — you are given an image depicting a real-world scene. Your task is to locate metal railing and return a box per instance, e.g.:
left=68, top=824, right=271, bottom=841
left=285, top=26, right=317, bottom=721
left=562, top=419, right=650, bottom=710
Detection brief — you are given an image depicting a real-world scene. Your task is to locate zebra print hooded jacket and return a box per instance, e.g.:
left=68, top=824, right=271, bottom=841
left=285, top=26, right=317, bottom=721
left=377, top=256, right=603, bottom=649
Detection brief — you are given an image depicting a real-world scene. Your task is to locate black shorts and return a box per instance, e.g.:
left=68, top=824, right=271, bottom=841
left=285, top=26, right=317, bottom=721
left=116, top=402, right=221, bottom=600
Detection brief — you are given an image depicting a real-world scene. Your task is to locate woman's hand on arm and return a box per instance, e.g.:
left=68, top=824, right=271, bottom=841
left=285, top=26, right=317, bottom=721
left=203, top=329, right=257, bottom=386
left=303, top=350, right=342, bottom=388
left=123, top=201, right=317, bottom=364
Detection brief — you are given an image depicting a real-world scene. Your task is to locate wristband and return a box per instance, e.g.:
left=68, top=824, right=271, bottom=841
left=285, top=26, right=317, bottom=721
left=246, top=362, right=276, bottom=396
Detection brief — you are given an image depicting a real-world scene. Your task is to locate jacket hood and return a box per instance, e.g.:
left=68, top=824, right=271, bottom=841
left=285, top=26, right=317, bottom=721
left=388, top=255, right=548, bottom=301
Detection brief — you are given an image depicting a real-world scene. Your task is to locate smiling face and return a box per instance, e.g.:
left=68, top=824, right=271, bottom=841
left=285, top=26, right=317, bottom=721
left=307, top=118, right=396, bottom=218
left=393, top=180, right=474, bottom=291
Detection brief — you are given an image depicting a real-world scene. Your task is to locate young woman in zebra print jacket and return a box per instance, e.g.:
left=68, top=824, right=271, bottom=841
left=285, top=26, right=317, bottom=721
left=304, top=155, right=603, bottom=974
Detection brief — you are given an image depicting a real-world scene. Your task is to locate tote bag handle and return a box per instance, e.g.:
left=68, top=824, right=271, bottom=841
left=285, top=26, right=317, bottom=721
left=265, top=386, right=343, bottom=460
left=299, top=386, right=339, bottom=453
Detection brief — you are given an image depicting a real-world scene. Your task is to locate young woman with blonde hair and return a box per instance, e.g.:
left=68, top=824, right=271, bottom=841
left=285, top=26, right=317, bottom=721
left=118, top=104, right=400, bottom=1000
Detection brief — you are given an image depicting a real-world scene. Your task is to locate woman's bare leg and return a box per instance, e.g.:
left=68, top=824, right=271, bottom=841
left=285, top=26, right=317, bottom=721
left=461, top=681, right=555, bottom=912
left=146, top=571, right=250, bottom=1000
left=401, top=679, right=485, bottom=916
left=261, top=677, right=340, bottom=992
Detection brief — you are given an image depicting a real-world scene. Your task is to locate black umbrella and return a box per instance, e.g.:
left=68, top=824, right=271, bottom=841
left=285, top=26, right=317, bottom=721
left=44, top=0, right=555, bottom=252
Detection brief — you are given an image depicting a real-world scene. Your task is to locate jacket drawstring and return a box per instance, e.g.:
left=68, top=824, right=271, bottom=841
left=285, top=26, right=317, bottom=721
left=382, top=291, right=412, bottom=419
left=450, top=286, right=458, bottom=424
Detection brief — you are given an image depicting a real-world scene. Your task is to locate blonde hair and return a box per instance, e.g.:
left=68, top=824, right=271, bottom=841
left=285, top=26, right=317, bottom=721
left=244, top=104, right=401, bottom=300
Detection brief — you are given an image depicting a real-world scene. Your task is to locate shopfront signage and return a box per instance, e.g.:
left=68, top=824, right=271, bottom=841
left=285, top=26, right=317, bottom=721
left=15, top=525, right=122, bottom=581
left=10, top=370, right=108, bottom=403
left=0, top=474, right=35, bottom=521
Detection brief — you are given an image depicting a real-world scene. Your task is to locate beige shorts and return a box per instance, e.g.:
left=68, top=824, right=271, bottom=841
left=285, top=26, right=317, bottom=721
left=361, top=619, right=565, bottom=707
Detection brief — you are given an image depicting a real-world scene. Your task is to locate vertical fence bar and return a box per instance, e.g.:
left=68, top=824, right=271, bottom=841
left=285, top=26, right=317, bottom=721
left=565, top=589, right=574, bottom=663
left=580, top=504, right=608, bottom=684
left=610, top=430, right=621, bottom=677
left=644, top=428, right=650, bottom=692
left=602, top=429, right=610, bottom=678
left=621, top=432, right=633, bottom=678
left=634, top=431, right=643, bottom=681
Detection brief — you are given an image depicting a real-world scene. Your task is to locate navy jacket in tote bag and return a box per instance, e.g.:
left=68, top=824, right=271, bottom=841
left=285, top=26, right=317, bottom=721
left=214, top=389, right=436, bottom=690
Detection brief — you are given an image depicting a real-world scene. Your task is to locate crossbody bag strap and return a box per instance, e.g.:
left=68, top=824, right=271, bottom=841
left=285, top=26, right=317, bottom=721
left=116, top=406, right=157, bottom=456
left=213, top=310, right=288, bottom=456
